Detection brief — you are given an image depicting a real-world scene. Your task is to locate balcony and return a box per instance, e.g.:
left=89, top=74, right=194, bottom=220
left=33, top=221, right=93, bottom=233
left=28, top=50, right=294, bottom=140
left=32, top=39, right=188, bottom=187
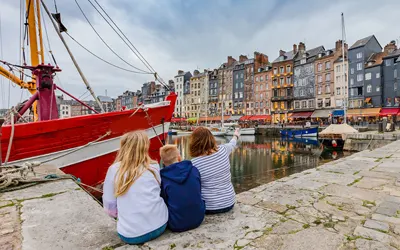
left=271, top=95, right=294, bottom=101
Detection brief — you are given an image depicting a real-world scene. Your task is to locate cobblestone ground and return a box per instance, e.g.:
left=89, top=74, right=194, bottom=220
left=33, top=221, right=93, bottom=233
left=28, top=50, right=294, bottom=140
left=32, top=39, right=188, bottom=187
left=117, top=140, right=400, bottom=250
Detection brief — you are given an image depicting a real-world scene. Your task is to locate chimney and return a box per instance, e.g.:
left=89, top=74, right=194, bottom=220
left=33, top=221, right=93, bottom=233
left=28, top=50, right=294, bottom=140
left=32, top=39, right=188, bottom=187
left=279, top=50, right=286, bottom=57
left=178, top=70, right=184, bottom=75
left=384, top=40, right=397, bottom=54
left=298, top=42, right=306, bottom=53
left=293, top=44, right=297, bottom=54
left=239, top=55, right=248, bottom=62
left=227, top=56, right=237, bottom=67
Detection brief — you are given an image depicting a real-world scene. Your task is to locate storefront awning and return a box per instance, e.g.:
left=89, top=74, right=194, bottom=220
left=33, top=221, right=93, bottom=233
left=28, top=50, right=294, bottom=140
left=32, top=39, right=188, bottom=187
left=171, top=117, right=186, bottom=122
left=365, top=97, right=372, bottom=103
left=228, top=115, right=242, bottom=121
left=239, top=115, right=252, bottom=121
left=347, top=108, right=381, bottom=117
left=291, top=112, right=313, bottom=119
left=332, top=110, right=344, bottom=117
left=379, top=108, right=400, bottom=117
left=311, top=109, right=333, bottom=118
left=200, top=116, right=231, bottom=121
left=249, top=115, right=272, bottom=121
left=187, top=117, right=198, bottom=122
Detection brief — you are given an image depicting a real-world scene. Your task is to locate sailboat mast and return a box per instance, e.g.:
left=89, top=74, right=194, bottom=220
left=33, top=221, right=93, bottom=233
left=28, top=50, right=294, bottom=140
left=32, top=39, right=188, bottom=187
left=341, top=13, right=347, bottom=124
left=40, top=0, right=105, bottom=113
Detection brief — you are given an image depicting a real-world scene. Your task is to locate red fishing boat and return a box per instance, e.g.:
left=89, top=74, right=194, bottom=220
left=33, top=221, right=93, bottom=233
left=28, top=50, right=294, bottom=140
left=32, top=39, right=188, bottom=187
left=0, top=0, right=176, bottom=189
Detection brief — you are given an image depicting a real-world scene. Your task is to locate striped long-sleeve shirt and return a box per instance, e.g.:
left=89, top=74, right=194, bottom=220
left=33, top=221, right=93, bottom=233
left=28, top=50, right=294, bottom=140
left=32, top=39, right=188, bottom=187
left=191, top=138, right=237, bottom=211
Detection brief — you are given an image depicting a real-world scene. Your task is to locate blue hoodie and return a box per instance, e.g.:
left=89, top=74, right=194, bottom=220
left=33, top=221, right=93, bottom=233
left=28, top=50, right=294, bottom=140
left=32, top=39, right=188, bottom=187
left=160, top=160, right=205, bottom=232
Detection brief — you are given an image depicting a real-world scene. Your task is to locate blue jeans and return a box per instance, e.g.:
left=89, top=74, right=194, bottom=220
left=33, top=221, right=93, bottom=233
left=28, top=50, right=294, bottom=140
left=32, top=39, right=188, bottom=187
left=118, top=223, right=167, bottom=245
left=206, top=204, right=234, bottom=215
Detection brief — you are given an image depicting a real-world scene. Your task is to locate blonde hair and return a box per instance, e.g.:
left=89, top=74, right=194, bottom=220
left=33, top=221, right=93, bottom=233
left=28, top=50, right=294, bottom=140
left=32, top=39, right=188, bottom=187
left=160, top=144, right=180, bottom=166
left=114, top=130, right=158, bottom=197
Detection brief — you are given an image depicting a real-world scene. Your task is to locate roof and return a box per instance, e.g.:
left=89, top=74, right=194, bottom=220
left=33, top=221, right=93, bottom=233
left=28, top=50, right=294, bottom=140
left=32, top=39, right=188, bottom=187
left=349, top=35, right=380, bottom=50
left=365, top=52, right=387, bottom=68
left=272, top=50, right=294, bottom=63
left=174, top=71, right=190, bottom=77
left=307, top=46, right=325, bottom=58
left=334, top=56, right=347, bottom=63
left=383, top=49, right=400, bottom=59
left=97, top=95, right=113, bottom=103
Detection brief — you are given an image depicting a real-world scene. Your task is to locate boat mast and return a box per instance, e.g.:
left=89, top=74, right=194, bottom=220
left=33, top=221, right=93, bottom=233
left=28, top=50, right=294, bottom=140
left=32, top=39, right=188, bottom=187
left=40, top=0, right=105, bottom=113
left=341, top=13, right=347, bottom=124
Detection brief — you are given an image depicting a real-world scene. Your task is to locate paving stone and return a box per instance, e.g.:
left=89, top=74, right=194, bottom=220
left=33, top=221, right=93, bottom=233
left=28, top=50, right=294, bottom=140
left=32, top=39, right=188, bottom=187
left=320, top=184, right=382, bottom=202
left=354, top=177, right=390, bottom=189
left=354, top=226, right=393, bottom=244
left=237, top=192, right=262, bottom=206
left=256, top=201, right=287, bottom=214
left=354, top=239, right=397, bottom=250
left=363, top=219, right=389, bottom=233
left=280, top=228, right=344, bottom=250
left=244, top=231, right=263, bottom=240
left=272, top=220, right=304, bottom=234
left=376, top=202, right=398, bottom=217
left=250, top=234, right=283, bottom=250
left=372, top=214, right=400, bottom=225
left=394, top=225, right=400, bottom=235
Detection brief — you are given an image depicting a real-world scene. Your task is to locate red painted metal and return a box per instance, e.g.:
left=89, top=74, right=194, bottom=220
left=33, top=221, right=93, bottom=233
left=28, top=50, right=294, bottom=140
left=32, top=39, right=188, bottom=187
left=16, top=92, right=39, bottom=122
left=0, top=92, right=177, bottom=187
left=56, top=85, right=99, bottom=114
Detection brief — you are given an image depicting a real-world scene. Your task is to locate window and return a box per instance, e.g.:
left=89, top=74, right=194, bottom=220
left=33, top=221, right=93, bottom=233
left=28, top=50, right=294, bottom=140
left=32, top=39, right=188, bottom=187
left=286, top=65, right=291, bottom=72
left=273, top=68, right=277, bottom=74
left=350, top=88, right=354, bottom=96
left=256, top=85, right=259, bottom=91
left=325, top=61, right=331, bottom=69
left=280, top=78, right=284, bottom=85
left=260, top=93, right=263, bottom=99
left=336, top=65, right=340, bottom=72
left=239, top=92, right=243, bottom=98
left=301, top=59, right=306, bottom=64
left=367, top=84, right=372, bottom=93
left=301, top=101, right=307, bottom=108
left=357, top=74, right=363, bottom=82
left=295, top=102, right=300, bottom=109
left=317, top=63, right=322, bottom=72
left=365, top=72, right=371, bottom=80
left=318, top=86, right=322, bottom=94
left=240, top=82, right=244, bottom=88
left=357, top=52, right=362, bottom=59
left=326, top=73, right=331, bottom=81
left=395, top=82, right=398, bottom=91
left=234, top=92, right=238, bottom=99
left=300, top=89, right=305, bottom=96
left=235, top=83, right=238, bottom=89
left=326, top=84, right=331, bottom=93
left=325, top=98, right=331, bottom=107
left=280, top=67, right=284, bottom=73
left=236, top=74, right=239, bottom=79
left=260, top=76, right=264, bottom=81
left=336, top=76, right=340, bottom=83
left=286, top=77, right=291, bottom=84
left=336, top=87, right=341, bottom=95
left=395, top=69, right=398, bottom=79
left=256, top=76, right=259, bottom=82
left=386, top=60, right=391, bottom=67
left=357, top=63, right=362, bottom=71
left=308, top=100, right=314, bottom=108
left=376, top=86, right=380, bottom=92
left=376, top=73, right=380, bottom=78
left=318, top=75, right=322, bottom=83
left=351, top=68, right=354, bottom=74
left=387, top=98, right=392, bottom=106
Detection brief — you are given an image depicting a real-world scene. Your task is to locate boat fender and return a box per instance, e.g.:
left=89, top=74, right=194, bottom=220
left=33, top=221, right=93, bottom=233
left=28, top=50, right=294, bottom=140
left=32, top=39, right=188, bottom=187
left=332, top=139, right=337, bottom=147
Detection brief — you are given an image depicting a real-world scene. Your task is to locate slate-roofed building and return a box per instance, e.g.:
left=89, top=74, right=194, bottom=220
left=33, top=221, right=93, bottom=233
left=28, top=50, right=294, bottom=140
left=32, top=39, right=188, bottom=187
left=382, top=41, right=400, bottom=107
left=174, top=70, right=192, bottom=117
left=348, top=35, right=382, bottom=109
left=293, top=43, right=325, bottom=113
left=233, top=61, right=245, bottom=115
left=208, top=69, right=219, bottom=116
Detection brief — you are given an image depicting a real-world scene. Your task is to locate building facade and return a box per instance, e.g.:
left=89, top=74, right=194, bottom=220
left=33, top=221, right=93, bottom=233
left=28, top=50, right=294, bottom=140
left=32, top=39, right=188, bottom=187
left=293, top=43, right=325, bottom=113
left=208, top=69, right=219, bottom=116
left=218, top=56, right=237, bottom=116
left=333, top=56, right=348, bottom=108
left=243, top=57, right=255, bottom=115
left=271, top=46, right=296, bottom=122
left=174, top=70, right=192, bottom=117
left=141, top=81, right=156, bottom=105
left=233, top=62, right=245, bottom=115
left=348, top=35, right=382, bottom=109
left=254, top=67, right=271, bottom=115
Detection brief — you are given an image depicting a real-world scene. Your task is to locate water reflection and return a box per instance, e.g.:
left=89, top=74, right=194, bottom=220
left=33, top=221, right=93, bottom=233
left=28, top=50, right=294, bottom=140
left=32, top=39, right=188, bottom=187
left=167, top=135, right=350, bottom=193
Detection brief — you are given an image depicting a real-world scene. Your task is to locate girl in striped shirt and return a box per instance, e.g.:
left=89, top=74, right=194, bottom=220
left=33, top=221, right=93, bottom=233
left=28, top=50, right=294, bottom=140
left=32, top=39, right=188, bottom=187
left=189, top=127, right=240, bottom=214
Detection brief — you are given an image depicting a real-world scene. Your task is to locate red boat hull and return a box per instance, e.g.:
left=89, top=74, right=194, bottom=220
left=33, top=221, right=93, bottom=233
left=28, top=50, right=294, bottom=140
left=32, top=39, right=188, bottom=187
left=1, top=93, right=177, bottom=188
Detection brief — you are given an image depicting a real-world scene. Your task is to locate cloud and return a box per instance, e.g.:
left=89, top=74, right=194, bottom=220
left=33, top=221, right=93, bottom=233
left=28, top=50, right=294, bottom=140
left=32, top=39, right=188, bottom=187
left=1, top=0, right=399, bottom=109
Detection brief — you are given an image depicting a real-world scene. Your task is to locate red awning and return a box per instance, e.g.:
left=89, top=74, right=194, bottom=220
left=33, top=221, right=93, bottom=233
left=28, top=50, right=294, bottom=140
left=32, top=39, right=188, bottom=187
left=290, top=112, right=313, bottom=119
left=379, top=108, right=400, bottom=116
left=249, top=115, right=272, bottom=121
left=171, top=118, right=186, bottom=122
left=239, top=115, right=252, bottom=121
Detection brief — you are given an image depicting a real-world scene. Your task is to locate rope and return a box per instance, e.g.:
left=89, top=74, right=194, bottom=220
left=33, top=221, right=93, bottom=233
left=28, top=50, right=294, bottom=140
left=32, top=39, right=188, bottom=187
left=4, top=113, right=14, bottom=165
left=143, top=108, right=164, bottom=146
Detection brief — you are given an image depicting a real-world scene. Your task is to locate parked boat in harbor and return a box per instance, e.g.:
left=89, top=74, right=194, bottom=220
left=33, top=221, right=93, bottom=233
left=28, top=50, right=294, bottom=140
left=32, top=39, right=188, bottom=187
left=280, top=126, right=319, bottom=138
left=319, top=124, right=358, bottom=150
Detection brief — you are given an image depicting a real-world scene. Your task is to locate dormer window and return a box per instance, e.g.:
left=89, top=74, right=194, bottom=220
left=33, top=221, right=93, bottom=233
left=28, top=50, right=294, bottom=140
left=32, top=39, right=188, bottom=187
left=301, top=59, right=306, bottom=64
left=368, top=62, right=373, bottom=66
left=318, top=53, right=322, bottom=58
left=326, top=51, right=330, bottom=56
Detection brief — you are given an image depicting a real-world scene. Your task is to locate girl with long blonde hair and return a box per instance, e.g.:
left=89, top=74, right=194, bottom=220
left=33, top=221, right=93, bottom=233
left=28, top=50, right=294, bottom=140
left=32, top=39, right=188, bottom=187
left=103, top=130, right=168, bottom=244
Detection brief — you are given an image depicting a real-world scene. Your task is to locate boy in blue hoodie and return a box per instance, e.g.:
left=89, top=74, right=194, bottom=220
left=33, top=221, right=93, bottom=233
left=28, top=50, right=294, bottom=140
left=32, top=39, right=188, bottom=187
left=160, top=144, right=205, bottom=232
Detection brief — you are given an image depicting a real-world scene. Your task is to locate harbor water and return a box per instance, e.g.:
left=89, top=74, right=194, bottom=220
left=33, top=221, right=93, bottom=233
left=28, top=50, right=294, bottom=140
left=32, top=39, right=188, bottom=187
left=168, top=135, right=351, bottom=193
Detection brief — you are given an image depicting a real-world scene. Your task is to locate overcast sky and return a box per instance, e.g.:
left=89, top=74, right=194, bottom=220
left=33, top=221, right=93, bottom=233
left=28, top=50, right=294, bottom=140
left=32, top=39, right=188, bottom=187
left=1, top=0, right=399, bottom=109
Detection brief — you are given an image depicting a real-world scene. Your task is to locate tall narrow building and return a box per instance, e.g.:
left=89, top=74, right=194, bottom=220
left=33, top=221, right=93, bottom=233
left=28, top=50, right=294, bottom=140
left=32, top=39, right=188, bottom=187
left=348, top=35, right=382, bottom=109
left=174, top=70, right=192, bottom=117
left=218, top=56, right=237, bottom=116
left=208, top=69, right=219, bottom=116
left=382, top=41, right=400, bottom=107
left=233, top=61, right=245, bottom=115
left=271, top=45, right=296, bottom=123
left=293, top=42, right=325, bottom=117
